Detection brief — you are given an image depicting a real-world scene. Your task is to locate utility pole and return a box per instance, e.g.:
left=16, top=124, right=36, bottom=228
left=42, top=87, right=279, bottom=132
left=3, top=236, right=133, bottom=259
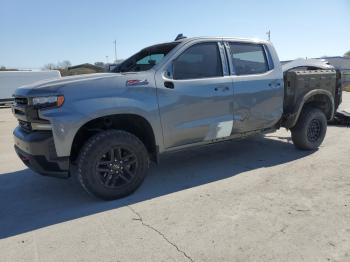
left=113, top=40, right=117, bottom=63
left=266, top=30, right=271, bottom=41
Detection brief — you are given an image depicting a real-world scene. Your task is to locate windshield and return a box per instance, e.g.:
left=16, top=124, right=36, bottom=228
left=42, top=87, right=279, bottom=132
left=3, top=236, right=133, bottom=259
left=114, top=42, right=179, bottom=73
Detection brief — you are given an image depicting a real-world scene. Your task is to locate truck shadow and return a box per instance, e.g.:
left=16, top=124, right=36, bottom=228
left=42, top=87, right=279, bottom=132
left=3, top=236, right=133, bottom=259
left=0, top=134, right=314, bottom=239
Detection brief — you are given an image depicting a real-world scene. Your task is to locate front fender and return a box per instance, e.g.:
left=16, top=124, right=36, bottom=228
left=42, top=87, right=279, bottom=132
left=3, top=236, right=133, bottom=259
left=39, top=94, right=162, bottom=157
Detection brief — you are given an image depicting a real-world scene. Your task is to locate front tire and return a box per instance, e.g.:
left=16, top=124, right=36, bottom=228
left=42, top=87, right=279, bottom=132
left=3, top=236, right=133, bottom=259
left=77, top=130, right=149, bottom=200
left=291, top=107, right=327, bottom=150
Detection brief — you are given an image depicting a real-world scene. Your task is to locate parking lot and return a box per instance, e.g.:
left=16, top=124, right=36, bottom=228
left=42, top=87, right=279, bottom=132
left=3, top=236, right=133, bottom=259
left=0, top=93, right=349, bottom=262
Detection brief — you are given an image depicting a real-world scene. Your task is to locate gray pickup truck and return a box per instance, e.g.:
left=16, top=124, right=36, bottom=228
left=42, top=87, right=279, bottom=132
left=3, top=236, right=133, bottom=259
left=12, top=36, right=342, bottom=200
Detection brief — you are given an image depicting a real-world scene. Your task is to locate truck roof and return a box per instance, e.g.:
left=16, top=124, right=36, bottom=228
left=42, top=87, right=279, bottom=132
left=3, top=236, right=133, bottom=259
left=141, top=36, right=270, bottom=53
left=175, top=36, right=269, bottom=45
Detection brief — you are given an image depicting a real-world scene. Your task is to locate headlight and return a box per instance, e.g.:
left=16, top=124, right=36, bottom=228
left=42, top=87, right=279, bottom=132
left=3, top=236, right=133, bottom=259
left=32, top=95, right=65, bottom=108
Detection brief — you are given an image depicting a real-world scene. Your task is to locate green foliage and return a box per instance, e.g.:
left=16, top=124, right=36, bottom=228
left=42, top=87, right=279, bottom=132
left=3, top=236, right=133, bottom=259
left=345, top=50, right=350, bottom=57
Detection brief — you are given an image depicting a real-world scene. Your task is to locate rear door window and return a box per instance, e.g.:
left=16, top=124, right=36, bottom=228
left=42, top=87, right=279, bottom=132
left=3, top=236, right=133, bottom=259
left=229, top=43, right=269, bottom=75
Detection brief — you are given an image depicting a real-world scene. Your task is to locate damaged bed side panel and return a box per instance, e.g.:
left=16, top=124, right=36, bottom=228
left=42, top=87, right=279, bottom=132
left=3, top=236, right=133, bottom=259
left=282, top=70, right=337, bottom=128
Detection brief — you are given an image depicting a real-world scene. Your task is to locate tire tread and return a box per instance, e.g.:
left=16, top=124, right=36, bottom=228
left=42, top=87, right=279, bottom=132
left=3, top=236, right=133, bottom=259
left=77, top=130, right=149, bottom=200
left=291, top=107, right=327, bottom=150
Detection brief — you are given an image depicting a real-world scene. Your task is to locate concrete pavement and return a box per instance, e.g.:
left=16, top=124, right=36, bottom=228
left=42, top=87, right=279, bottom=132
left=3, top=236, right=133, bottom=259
left=0, top=93, right=349, bottom=262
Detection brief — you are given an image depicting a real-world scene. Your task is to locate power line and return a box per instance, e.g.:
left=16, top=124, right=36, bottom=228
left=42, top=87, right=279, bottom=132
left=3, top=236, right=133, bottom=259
left=266, top=30, right=271, bottom=41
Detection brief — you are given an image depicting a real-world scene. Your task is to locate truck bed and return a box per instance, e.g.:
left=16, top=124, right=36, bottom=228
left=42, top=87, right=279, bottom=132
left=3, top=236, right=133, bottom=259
left=282, top=69, right=342, bottom=128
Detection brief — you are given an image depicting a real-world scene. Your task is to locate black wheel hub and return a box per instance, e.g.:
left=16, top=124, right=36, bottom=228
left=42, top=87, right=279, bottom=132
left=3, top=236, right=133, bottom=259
left=307, top=119, right=322, bottom=143
left=96, top=146, right=138, bottom=188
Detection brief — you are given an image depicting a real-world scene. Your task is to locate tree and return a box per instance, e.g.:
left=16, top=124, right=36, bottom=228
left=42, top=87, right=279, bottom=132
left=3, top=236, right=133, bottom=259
left=42, top=63, right=56, bottom=70
left=58, top=60, right=71, bottom=69
left=42, top=60, right=72, bottom=70
left=345, top=51, right=350, bottom=57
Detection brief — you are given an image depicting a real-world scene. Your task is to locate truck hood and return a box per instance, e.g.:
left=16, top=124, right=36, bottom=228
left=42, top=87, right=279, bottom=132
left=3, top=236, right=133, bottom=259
left=14, top=72, right=152, bottom=97
left=20, top=73, right=116, bottom=90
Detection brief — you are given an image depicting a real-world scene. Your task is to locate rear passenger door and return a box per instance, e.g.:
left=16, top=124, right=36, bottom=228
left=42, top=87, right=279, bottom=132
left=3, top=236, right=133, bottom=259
left=226, top=42, right=284, bottom=133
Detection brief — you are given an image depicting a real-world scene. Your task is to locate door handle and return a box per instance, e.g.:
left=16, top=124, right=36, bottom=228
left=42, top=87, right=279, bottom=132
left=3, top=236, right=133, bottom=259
left=269, top=82, right=281, bottom=88
left=214, top=86, right=230, bottom=91
left=164, top=81, right=174, bottom=89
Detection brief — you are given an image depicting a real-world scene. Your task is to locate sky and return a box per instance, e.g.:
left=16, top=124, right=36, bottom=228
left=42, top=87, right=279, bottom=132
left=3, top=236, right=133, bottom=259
left=0, top=0, right=349, bottom=69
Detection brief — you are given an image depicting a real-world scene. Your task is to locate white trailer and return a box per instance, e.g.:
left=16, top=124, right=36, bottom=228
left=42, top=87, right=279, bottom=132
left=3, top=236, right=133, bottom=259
left=0, top=70, right=61, bottom=105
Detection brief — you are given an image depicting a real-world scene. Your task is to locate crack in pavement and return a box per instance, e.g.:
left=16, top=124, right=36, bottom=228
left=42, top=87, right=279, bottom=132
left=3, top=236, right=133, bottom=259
left=291, top=207, right=311, bottom=212
left=128, top=206, right=194, bottom=262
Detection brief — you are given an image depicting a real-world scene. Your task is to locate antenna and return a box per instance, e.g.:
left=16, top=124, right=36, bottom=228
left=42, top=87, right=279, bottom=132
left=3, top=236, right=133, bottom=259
left=175, top=33, right=187, bottom=41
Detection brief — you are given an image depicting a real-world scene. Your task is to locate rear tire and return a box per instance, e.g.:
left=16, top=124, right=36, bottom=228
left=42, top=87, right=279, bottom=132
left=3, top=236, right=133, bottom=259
left=291, top=107, right=327, bottom=150
left=77, top=130, right=149, bottom=200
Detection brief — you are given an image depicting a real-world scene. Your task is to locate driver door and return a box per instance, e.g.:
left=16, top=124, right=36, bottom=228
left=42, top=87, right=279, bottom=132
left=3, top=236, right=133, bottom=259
left=155, top=41, right=234, bottom=149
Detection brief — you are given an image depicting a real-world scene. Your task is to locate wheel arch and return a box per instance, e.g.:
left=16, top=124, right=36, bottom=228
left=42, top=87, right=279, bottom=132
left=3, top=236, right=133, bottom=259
left=285, top=89, right=334, bottom=129
left=70, top=113, right=158, bottom=163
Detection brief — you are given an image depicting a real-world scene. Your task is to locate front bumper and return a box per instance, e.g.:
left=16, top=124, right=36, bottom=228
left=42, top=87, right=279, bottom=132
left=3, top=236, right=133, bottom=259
left=13, top=126, right=70, bottom=178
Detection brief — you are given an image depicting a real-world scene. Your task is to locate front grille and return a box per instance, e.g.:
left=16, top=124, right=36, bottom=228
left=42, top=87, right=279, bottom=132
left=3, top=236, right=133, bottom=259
left=14, top=97, right=28, bottom=106
left=18, top=120, right=32, bottom=132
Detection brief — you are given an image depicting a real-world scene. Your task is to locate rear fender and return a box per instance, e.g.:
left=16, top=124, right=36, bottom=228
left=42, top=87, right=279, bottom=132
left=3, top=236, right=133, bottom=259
left=284, top=89, right=334, bottom=129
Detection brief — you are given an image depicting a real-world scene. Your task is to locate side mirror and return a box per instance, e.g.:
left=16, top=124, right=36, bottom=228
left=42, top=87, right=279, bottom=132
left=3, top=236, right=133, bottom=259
left=164, top=62, right=174, bottom=79
left=148, top=59, right=156, bottom=66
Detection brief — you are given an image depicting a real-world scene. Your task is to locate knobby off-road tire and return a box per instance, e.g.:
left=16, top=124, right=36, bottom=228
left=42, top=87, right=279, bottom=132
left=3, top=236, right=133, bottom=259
left=291, top=107, right=327, bottom=150
left=77, top=130, right=149, bottom=200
